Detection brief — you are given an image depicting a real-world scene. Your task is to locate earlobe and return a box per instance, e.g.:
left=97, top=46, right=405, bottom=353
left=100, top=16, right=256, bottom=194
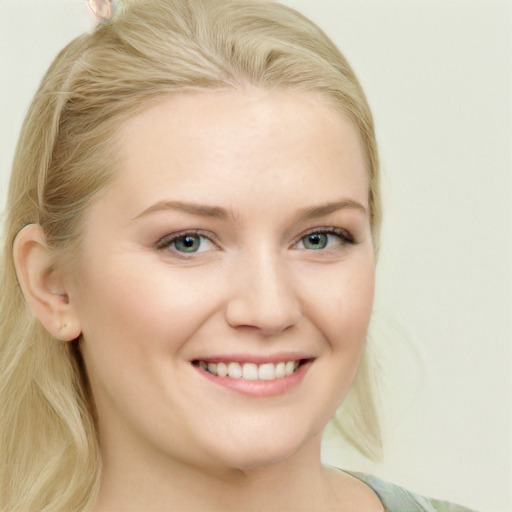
left=13, top=224, right=81, bottom=342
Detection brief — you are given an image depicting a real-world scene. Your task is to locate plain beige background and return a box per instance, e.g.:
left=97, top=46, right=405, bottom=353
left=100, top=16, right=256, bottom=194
left=1, top=1, right=510, bottom=511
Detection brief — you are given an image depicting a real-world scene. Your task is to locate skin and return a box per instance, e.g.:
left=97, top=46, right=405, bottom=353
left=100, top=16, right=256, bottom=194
left=14, top=89, right=382, bottom=511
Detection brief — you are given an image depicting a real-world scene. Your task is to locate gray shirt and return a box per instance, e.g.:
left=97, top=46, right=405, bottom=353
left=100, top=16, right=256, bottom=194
left=350, top=472, right=478, bottom=512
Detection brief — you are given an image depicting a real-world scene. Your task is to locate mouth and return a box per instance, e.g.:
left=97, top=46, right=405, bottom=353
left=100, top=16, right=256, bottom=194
left=191, top=358, right=313, bottom=397
left=192, top=359, right=310, bottom=381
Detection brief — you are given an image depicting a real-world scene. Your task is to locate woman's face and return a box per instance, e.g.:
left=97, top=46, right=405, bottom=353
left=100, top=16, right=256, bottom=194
left=69, top=89, right=375, bottom=471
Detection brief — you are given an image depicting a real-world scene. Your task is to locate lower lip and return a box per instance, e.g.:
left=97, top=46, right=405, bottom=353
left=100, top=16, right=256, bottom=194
left=193, top=361, right=312, bottom=397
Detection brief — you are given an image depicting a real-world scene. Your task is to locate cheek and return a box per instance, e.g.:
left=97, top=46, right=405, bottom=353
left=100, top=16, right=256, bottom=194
left=74, top=256, right=224, bottom=360
left=300, top=255, right=375, bottom=349
left=74, top=259, right=222, bottom=427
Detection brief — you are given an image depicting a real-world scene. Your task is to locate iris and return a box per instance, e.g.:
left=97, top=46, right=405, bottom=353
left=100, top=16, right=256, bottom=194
left=174, top=235, right=201, bottom=253
left=302, top=233, right=328, bottom=250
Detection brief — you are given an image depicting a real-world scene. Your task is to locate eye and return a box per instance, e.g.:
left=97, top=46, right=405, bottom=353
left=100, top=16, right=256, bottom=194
left=294, top=228, right=354, bottom=251
left=155, top=231, right=218, bottom=255
left=302, top=233, right=329, bottom=250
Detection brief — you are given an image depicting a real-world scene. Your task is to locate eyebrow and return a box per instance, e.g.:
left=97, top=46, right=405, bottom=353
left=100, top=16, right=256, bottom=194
left=295, top=199, right=367, bottom=221
left=133, top=200, right=232, bottom=221
left=132, top=199, right=367, bottom=222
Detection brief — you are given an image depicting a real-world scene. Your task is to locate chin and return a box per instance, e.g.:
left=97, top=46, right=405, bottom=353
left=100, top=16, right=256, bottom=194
left=211, top=449, right=298, bottom=475
left=198, top=423, right=322, bottom=474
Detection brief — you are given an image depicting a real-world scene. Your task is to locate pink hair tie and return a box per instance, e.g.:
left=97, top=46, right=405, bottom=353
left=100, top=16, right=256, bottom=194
left=87, top=0, right=116, bottom=23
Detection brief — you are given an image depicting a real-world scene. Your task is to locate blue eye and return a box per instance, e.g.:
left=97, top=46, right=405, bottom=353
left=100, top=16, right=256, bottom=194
left=174, top=235, right=202, bottom=253
left=156, top=232, right=217, bottom=255
left=295, top=229, right=353, bottom=251
left=302, top=233, right=329, bottom=250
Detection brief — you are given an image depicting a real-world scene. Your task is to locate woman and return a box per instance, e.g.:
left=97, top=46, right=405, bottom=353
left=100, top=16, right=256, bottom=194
left=0, top=0, right=478, bottom=510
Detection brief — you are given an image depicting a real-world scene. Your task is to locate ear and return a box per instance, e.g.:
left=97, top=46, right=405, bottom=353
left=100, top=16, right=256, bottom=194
left=13, top=224, right=81, bottom=342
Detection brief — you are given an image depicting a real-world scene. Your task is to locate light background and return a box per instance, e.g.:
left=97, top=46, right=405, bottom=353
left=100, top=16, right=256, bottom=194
left=0, top=1, right=510, bottom=511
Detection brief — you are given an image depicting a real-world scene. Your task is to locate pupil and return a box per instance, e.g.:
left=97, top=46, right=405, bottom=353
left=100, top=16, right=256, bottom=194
left=183, top=237, right=195, bottom=247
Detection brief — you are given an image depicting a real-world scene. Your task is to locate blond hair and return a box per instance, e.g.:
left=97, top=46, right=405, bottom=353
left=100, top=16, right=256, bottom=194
left=0, top=1, right=382, bottom=509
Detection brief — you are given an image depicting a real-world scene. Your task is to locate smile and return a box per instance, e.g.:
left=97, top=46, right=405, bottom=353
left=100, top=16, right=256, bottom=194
left=192, top=358, right=313, bottom=397
left=196, top=360, right=301, bottom=381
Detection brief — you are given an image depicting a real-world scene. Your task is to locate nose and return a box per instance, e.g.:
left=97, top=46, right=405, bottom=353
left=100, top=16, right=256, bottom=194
left=225, top=249, right=302, bottom=336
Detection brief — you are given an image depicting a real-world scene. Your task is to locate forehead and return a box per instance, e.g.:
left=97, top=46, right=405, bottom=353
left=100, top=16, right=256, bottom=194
left=107, top=88, right=369, bottom=217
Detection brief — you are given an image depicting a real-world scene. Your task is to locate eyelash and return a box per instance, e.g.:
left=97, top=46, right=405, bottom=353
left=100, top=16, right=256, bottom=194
left=292, top=227, right=355, bottom=250
left=155, top=230, right=218, bottom=257
left=155, top=227, right=355, bottom=256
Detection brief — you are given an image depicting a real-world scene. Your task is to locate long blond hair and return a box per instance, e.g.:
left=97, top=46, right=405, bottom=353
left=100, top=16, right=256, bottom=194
left=0, top=1, right=382, bottom=509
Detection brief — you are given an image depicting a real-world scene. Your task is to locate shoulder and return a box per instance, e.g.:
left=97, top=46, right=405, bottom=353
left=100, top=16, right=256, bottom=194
left=348, top=471, right=479, bottom=512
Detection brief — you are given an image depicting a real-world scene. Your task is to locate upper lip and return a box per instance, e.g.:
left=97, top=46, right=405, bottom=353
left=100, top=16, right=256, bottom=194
left=191, top=353, right=315, bottom=365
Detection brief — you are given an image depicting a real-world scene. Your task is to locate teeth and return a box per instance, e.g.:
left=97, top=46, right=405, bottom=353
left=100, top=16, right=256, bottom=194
left=275, top=361, right=286, bottom=378
left=227, top=362, right=242, bottom=378
left=199, top=360, right=301, bottom=381
left=258, top=362, right=275, bottom=380
left=285, top=361, right=297, bottom=376
left=217, top=362, right=228, bottom=377
left=242, top=363, right=258, bottom=381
